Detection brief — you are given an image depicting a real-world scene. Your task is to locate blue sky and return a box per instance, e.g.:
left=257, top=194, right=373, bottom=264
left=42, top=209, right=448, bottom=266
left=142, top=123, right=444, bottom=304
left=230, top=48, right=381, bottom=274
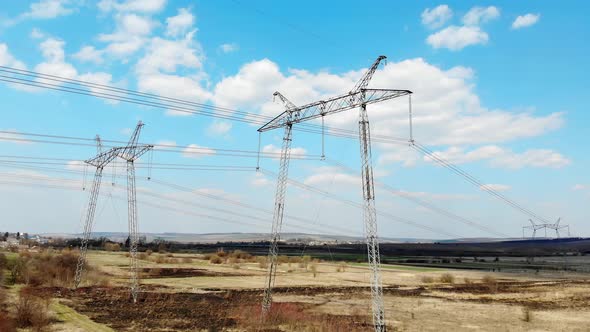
left=0, top=0, right=587, bottom=239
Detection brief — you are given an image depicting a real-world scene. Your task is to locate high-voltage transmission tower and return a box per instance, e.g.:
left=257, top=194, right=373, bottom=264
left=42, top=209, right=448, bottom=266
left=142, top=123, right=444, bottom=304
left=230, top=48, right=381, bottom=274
left=116, top=121, right=153, bottom=303
left=74, top=135, right=120, bottom=288
left=74, top=121, right=153, bottom=303
left=523, top=218, right=569, bottom=239
left=258, top=55, right=411, bottom=331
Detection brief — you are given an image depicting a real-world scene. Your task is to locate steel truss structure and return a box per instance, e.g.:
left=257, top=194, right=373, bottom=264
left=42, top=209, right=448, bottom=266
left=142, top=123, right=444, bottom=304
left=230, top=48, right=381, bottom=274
left=74, top=121, right=153, bottom=303
left=523, top=218, right=569, bottom=239
left=258, top=55, right=412, bottom=331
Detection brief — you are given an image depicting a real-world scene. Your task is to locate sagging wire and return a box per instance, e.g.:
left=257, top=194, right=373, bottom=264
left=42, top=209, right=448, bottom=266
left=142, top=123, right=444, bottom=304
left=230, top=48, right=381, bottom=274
left=256, top=131, right=262, bottom=171
left=82, top=163, right=88, bottom=191
left=147, top=149, right=154, bottom=180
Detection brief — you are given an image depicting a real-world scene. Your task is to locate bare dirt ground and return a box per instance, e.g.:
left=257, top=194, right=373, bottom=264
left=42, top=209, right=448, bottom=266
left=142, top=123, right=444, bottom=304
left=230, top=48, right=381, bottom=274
left=11, top=251, right=590, bottom=331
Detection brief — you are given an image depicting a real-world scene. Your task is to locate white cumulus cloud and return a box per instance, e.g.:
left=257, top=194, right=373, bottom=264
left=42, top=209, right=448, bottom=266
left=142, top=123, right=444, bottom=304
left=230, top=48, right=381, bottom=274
left=421, top=5, right=453, bottom=29
left=219, top=43, right=239, bottom=53
left=98, top=13, right=155, bottom=57
left=98, top=0, right=167, bottom=13
left=30, top=28, right=46, bottom=39
left=166, top=8, right=194, bottom=37
left=212, top=57, right=566, bottom=171
left=425, top=145, right=570, bottom=169
left=73, top=46, right=104, bottom=64
left=182, top=144, right=216, bottom=158
left=0, top=44, right=26, bottom=70
left=207, top=121, right=233, bottom=136
left=462, top=6, right=500, bottom=26
left=22, top=0, right=78, bottom=19
left=426, top=25, right=488, bottom=50
left=512, top=13, right=540, bottom=30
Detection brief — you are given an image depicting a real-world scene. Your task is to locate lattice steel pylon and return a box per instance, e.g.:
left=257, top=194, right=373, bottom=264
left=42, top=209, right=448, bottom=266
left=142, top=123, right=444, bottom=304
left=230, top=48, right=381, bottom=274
left=258, top=56, right=411, bottom=331
left=116, top=121, right=153, bottom=303
left=523, top=218, right=569, bottom=239
left=74, top=122, right=152, bottom=304
left=261, top=93, right=295, bottom=313
left=74, top=136, right=120, bottom=288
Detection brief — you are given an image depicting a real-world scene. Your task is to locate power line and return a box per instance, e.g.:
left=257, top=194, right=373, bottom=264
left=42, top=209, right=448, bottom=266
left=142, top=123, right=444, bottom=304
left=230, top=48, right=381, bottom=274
left=412, top=142, right=551, bottom=224
left=0, top=159, right=258, bottom=172
left=0, top=171, right=358, bottom=237
left=325, top=158, right=510, bottom=238
left=258, top=168, right=460, bottom=238
left=0, top=135, right=321, bottom=160
left=148, top=178, right=356, bottom=236
left=0, top=66, right=411, bottom=144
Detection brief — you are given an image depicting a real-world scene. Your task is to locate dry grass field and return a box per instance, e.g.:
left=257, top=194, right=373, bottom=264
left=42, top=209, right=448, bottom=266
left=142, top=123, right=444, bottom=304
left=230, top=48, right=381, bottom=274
left=1, top=249, right=589, bottom=331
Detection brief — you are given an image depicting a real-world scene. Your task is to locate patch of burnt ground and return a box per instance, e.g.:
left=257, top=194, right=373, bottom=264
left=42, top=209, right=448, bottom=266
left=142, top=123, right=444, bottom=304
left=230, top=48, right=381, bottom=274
left=428, top=279, right=590, bottom=310
left=140, top=267, right=242, bottom=278
left=37, top=286, right=374, bottom=331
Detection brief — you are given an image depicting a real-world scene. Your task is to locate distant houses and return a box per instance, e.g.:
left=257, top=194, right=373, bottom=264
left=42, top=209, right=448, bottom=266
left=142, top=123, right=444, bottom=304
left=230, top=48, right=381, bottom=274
left=0, top=232, right=50, bottom=248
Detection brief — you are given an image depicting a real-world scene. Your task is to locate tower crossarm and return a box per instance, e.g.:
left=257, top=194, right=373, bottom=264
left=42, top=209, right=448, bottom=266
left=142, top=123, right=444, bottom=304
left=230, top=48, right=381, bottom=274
left=117, top=144, right=153, bottom=162
left=258, top=88, right=411, bottom=132
left=84, top=147, right=119, bottom=168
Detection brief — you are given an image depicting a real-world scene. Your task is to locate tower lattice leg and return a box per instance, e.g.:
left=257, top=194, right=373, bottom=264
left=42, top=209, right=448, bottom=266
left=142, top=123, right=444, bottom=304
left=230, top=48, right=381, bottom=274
left=262, top=124, right=293, bottom=315
left=74, top=167, right=104, bottom=288
left=126, top=161, right=140, bottom=303
left=358, top=103, right=386, bottom=331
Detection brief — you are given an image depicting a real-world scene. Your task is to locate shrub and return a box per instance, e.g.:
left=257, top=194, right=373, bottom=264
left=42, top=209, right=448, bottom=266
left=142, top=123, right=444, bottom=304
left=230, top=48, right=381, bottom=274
left=8, top=251, right=82, bottom=287
left=257, top=256, right=268, bottom=269
left=482, top=275, right=498, bottom=293
left=210, top=255, right=223, bottom=264
left=310, top=264, right=318, bottom=278
left=216, top=249, right=227, bottom=258
left=230, top=250, right=251, bottom=260
left=277, top=255, right=290, bottom=264
left=146, top=249, right=153, bottom=256
left=439, top=273, right=455, bottom=284
left=104, top=243, right=121, bottom=251
left=154, top=255, right=166, bottom=264
left=289, top=256, right=302, bottom=264
left=0, top=253, right=7, bottom=270
left=138, top=253, right=148, bottom=260
left=420, top=276, right=434, bottom=284
left=298, top=256, right=311, bottom=270
left=8, top=256, right=29, bottom=284
left=15, top=289, right=49, bottom=331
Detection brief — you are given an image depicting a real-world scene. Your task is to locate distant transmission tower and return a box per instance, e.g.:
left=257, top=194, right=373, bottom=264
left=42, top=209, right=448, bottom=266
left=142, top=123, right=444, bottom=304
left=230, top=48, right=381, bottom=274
left=74, top=121, right=153, bottom=303
left=522, top=218, right=569, bottom=238
left=258, top=55, right=411, bottom=331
